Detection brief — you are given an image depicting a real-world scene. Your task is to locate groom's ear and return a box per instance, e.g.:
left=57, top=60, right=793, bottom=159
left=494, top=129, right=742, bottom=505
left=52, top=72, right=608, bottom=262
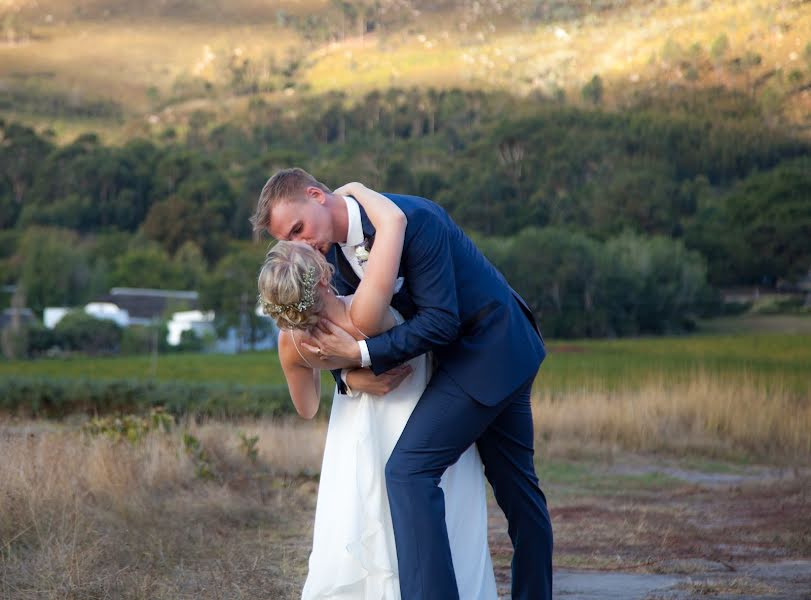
left=307, top=186, right=327, bottom=204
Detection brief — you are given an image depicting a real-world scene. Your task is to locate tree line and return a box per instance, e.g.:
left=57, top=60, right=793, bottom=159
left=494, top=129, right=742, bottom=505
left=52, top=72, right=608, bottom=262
left=1, top=85, right=809, bottom=342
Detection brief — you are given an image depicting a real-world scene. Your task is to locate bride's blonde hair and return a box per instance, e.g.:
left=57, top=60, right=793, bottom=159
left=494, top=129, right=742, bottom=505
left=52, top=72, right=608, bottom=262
left=258, top=241, right=335, bottom=330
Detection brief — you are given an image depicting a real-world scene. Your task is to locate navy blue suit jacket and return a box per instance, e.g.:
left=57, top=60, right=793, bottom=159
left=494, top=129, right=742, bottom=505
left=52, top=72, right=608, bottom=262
left=327, top=194, right=545, bottom=406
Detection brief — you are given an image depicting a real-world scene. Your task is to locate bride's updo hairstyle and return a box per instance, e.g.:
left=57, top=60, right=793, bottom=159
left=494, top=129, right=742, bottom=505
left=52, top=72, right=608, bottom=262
left=258, top=241, right=335, bottom=330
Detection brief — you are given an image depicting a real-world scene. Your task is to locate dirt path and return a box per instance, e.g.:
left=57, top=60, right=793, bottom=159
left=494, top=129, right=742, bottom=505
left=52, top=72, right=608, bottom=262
left=487, top=455, right=811, bottom=599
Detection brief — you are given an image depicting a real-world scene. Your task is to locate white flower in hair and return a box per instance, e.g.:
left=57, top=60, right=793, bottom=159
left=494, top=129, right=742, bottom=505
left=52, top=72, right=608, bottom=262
left=261, top=266, right=317, bottom=316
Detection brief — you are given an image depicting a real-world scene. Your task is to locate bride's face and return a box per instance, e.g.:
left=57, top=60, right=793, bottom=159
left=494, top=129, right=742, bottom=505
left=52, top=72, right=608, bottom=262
left=268, top=187, right=334, bottom=255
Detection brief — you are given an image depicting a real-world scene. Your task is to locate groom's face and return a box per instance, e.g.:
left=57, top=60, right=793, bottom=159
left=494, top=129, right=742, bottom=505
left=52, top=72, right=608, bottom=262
left=268, top=187, right=335, bottom=255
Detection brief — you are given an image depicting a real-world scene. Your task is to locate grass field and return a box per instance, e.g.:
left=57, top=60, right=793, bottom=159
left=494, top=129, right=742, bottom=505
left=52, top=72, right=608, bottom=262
left=1, top=330, right=809, bottom=597
left=2, top=332, right=808, bottom=460
left=2, top=332, right=808, bottom=392
left=1, top=414, right=808, bottom=598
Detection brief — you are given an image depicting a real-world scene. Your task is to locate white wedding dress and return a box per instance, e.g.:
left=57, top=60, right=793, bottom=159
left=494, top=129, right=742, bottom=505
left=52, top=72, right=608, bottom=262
left=301, top=303, right=497, bottom=600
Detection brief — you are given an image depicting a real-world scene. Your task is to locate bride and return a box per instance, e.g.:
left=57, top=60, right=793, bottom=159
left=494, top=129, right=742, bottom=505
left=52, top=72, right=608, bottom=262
left=257, top=183, right=497, bottom=599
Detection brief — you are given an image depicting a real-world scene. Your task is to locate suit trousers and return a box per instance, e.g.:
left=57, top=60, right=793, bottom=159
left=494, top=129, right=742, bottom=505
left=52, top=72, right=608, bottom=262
left=384, top=368, right=553, bottom=600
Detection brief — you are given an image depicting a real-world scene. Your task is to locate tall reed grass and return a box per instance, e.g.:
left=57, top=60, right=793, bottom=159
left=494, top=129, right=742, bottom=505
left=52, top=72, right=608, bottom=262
left=534, top=371, right=811, bottom=462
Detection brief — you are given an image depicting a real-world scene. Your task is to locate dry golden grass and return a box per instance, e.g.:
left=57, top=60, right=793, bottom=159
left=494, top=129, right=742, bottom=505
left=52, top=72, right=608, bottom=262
left=534, top=371, right=811, bottom=462
left=0, top=370, right=808, bottom=597
left=0, top=22, right=301, bottom=110
left=0, top=418, right=325, bottom=599
left=3, top=0, right=811, bottom=139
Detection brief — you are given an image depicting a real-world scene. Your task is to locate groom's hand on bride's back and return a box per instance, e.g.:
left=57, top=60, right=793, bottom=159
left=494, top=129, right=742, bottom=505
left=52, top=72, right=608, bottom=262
left=345, top=364, right=413, bottom=396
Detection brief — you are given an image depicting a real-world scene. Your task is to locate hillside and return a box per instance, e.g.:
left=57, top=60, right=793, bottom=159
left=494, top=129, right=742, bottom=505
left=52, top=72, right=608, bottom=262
left=1, top=0, right=810, bottom=141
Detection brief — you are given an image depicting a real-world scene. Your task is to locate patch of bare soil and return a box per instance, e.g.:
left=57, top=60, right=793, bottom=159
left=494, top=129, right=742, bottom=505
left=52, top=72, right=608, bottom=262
left=487, top=456, right=811, bottom=599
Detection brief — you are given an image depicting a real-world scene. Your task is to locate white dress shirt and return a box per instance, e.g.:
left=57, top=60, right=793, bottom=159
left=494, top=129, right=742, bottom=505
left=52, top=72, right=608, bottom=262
left=340, top=195, right=367, bottom=281
left=339, top=196, right=372, bottom=388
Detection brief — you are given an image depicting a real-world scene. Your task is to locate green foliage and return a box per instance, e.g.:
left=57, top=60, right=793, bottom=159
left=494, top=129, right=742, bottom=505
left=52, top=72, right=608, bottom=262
left=711, top=34, right=729, bottom=62
left=581, top=75, right=604, bottom=105
left=110, top=244, right=186, bottom=289
left=661, top=38, right=685, bottom=64
left=721, top=157, right=811, bottom=283
left=182, top=432, right=216, bottom=480
left=1, top=334, right=808, bottom=418
left=18, top=227, right=94, bottom=314
left=597, top=232, right=710, bottom=334
left=82, top=407, right=174, bottom=444
left=0, top=376, right=296, bottom=419
left=788, top=69, right=804, bottom=86
left=54, top=311, right=123, bottom=354
left=25, top=320, right=61, bottom=356
left=20, top=135, right=159, bottom=232
left=481, top=227, right=712, bottom=337
left=742, top=51, right=762, bottom=68
left=1, top=320, right=28, bottom=360
left=239, top=431, right=260, bottom=464
left=119, top=324, right=153, bottom=355
left=0, top=122, right=53, bottom=228
left=199, top=241, right=275, bottom=343
left=686, top=157, right=811, bottom=285
left=1, top=82, right=809, bottom=337
left=175, top=328, right=205, bottom=353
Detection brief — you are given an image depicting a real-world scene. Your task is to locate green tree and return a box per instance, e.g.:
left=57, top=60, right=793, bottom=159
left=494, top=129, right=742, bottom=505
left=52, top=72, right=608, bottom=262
left=199, top=242, right=270, bottom=347
left=0, top=122, right=52, bottom=226
left=722, top=157, right=811, bottom=283
left=581, top=75, right=604, bottom=105
left=142, top=157, right=236, bottom=262
left=110, top=245, right=186, bottom=290
left=599, top=232, right=709, bottom=334
left=18, top=227, right=92, bottom=314
left=711, top=33, right=729, bottom=63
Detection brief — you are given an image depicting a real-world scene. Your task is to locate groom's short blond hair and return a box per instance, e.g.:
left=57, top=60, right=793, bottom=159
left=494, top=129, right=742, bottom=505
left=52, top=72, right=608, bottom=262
left=250, top=168, right=331, bottom=236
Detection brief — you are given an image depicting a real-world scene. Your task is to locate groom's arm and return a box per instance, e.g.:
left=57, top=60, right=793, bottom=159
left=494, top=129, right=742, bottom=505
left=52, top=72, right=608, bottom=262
left=363, top=211, right=461, bottom=374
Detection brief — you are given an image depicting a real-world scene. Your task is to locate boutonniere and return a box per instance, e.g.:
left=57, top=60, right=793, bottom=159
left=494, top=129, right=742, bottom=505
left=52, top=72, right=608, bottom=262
left=354, top=236, right=373, bottom=266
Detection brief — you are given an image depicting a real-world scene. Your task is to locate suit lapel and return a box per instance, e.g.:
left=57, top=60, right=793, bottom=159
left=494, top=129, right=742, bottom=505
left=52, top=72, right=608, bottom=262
left=358, top=204, right=376, bottom=244
left=333, top=244, right=361, bottom=290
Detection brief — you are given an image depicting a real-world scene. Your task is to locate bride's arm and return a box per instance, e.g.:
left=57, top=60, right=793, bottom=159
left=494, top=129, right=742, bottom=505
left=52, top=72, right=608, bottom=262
left=333, top=182, right=406, bottom=337
left=278, top=331, right=321, bottom=419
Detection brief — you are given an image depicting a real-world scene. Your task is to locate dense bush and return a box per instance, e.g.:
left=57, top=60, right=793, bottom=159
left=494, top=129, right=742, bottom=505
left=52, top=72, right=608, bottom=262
left=53, top=312, right=123, bottom=355
left=479, top=228, right=714, bottom=338
left=120, top=323, right=171, bottom=355
left=0, top=377, right=312, bottom=418
left=25, top=321, right=61, bottom=355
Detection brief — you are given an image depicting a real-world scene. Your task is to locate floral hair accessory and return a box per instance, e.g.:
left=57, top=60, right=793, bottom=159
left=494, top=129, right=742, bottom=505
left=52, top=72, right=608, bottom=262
left=261, top=266, right=317, bottom=316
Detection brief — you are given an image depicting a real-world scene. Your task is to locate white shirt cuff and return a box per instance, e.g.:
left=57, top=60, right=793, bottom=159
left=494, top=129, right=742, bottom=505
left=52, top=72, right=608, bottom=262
left=340, top=369, right=360, bottom=397
left=358, top=340, right=371, bottom=368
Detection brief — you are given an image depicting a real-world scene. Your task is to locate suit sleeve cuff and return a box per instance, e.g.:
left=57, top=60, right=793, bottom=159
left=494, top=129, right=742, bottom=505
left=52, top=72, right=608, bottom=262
left=358, top=340, right=371, bottom=368
left=340, top=369, right=360, bottom=397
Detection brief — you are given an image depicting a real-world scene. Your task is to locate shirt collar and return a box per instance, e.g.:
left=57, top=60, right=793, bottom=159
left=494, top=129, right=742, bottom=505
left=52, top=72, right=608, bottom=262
left=342, top=195, right=364, bottom=248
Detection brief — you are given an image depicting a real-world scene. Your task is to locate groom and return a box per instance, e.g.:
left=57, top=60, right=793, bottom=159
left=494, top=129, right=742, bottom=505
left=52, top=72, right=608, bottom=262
left=252, top=168, right=553, bottom=600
